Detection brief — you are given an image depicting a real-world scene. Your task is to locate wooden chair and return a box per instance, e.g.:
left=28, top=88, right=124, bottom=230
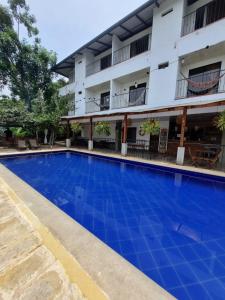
left=17, top=140, right=27, bottom=150
left=188, top=147, right=201, bottom=166
left=29, top=139, right=39, bottom=149
left=202, top=149, right=221, bottom=168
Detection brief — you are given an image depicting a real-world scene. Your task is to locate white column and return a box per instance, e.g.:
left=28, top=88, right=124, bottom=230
left=88, top=140, right=93, bottom=151
left=121, top=143, right=128, bottom=156
left=176, top=147, right=185, bottom=165
left=66, top=139, right=71, bottom=148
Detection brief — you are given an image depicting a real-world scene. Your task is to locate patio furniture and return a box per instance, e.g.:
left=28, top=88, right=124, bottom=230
left=17, top=140, right=27, bottom=150
left=188, top=147, right=203, bottom=166
left=29, top=139, right=39, bottom=149
left=201, top=149, right=221, bottom=168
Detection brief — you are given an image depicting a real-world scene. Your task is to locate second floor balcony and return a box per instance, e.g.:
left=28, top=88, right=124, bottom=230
left=85, top=93, right=110, bottom=114
left=182, top=0, right=225, bottom=36
left=85, top=34, right=151, bottom=77
left=176, top=69, right=225, bottom=99
left=112, top=86, right=148, bottom=110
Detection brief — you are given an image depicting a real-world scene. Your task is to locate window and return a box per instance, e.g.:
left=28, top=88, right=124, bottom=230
left=158, top=62, right=169, bottom=69
left=127, top=128, right=137, bottom=143
left=194, top=0, right=225, bottom=30
left=187, top=0, right=199, bottom=5
left=100, top=54, right=112, bottom=70
left=161, top=8, right=173, bottom=17
left=100, top=92, right=110, bottom=111
left=187, top=62, right=221, bottom=97
left=129, top=83, right=146, bottom=106
left=130, top=35, right=149, bottom=58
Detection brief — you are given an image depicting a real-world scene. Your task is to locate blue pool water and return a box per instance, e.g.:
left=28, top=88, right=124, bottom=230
left=1, top=152, right=225, bottom=299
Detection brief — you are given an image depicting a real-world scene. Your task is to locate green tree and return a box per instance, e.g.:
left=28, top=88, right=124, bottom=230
left=0, top=1, right=56, bottom=110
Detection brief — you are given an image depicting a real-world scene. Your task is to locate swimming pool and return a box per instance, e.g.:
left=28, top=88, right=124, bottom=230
left=1, top=151, right=225, bottom=300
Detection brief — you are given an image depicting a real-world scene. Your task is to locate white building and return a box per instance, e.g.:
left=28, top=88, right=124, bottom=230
left=53, top=0, right=225, bottom=166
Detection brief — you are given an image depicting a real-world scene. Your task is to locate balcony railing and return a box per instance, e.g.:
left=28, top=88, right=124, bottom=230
left=182, top=0, right=225, bottom=36
left=112, top=87, right=148, bottom=109
left=113, top=34, right=151, bottom=65
left=86, top=35, right=151, bottom=76
left=176, top=69, right=225, bottom=99
left=85, top=95, right=110, bottom=114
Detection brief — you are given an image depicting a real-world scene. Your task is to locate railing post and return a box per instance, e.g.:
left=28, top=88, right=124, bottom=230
left=176, top=108, right=187, bottom=165
left=66, top=120, right=71, bottom=148
left=88, top=117, right=93, bottom=151
left=121, top=114, right=128, bottom=156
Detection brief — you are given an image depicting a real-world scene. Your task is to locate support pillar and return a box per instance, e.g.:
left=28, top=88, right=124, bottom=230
left=88, top=117, right=93, bottom=151
left=121, top=114, right=128, bottom=156
left=176, top=108, right=187, bottom=165
left=66, top=120, right=71, bottom=148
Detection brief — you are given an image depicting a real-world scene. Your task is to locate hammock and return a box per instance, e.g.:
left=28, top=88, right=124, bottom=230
left=180, top=71, right=225, bottom=92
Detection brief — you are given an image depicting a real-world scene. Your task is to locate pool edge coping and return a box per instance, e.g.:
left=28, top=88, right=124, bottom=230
left=0, top=163, right=175, bottom=300
left=0, top=147, right=224, bottom=181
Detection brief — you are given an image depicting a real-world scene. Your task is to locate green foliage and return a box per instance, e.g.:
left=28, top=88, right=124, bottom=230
left=0, top=0, right=56, bottom=109
left=140, top=119, right=160, bottom=136
left=95, top=121, right=111, bottom=136
left=11, top=127, right=28, bottom=138
left=0, top=98, right=32, bottom=124
left=215, top=111, right=225, bottom=132
left=7, top=0, right=38, bottom=36
left=71, top=122, right=82, bottom=134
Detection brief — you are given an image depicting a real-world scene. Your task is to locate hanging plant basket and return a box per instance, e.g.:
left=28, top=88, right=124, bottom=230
left=140, top=119, right=160, bottom=136
left=71, top=122, right=82, bottom=134
left=215, top=111, right=225, bottom=131
left=95, top=121, right=111, bottom=136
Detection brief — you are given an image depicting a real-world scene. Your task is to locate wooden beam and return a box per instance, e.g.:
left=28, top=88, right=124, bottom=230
left=123, top=114, right=128, bottom=143
left=89, top=117, right=93, bottom=140
left=66, top=120, right=70, bottom=139
left=61, top=100, right=225, bottom=122
left=180, top=108, right=187, bottom=147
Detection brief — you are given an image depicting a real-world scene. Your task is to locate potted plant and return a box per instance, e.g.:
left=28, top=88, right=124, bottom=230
left=215, top=111, right=225, bottom=131
left=11, top=127, right=28, bottom=140
left=71, top=122, right=82, bottom=135
left=95, top=121, right=111, bottom=136
left=140, top=119, right=160, bottom=136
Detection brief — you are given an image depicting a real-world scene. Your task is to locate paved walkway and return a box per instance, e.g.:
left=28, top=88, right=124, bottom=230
left=0, top=181, right=85, bottom=300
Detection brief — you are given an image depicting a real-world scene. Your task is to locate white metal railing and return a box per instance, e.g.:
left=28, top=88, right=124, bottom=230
left=112, top=88, right=148, bottom=109
left=182, top=0, right=225, bottom=36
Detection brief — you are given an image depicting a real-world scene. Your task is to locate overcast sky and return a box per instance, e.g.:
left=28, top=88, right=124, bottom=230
left=3, top=0, right=147, bottom=62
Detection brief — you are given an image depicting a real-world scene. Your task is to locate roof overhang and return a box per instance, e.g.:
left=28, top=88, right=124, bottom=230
left=61, top=99, right=225, bottom=122
left=52, top=0, right=158, bottom=77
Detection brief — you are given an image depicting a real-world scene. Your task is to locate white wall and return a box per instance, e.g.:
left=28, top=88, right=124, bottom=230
left=63, top=0, right=225, bottom=119
left=149, top=0, right=185, bottom=107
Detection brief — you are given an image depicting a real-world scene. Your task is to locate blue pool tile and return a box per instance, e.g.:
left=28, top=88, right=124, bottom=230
left=203, top=258, right=225, bottom=277
left=159, top=266, right=182, bottom=289
left=191, top=243, right=212, bottom=259
left=189, top=260, right=213, bottom=282
left=169, top=287, right=192, bottom=300
left=204, top=279, right=225, bottom=299
left=151, top=249, right=170, bottom=268
left=119, top=240, right=135, bottom=255
left=186, top=284, right=210, bottom=300
left=180, top=245, right=199, bottom=261
left=174, top=263, right=198, bottom=285
left=2, top=151, right=225, bottom=300
left=137, top=252, right=156, bottom=270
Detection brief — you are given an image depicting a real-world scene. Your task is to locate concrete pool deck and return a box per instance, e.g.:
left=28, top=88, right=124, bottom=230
left=0, top=147, right=224, bottom=300
left=0, top=178, right=85, bottom=300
